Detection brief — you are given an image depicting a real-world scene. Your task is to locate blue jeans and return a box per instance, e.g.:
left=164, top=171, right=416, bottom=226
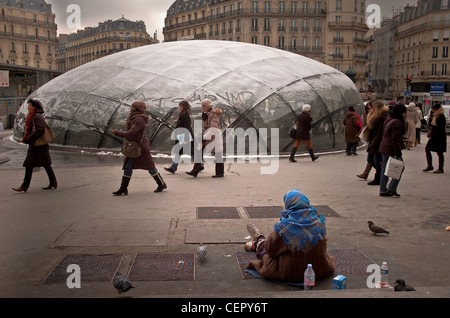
left=380, top=154, right=405, bottom=193
left=367, top=153, right=382, bottom=176
left=124, top=159, right=158, bottom=177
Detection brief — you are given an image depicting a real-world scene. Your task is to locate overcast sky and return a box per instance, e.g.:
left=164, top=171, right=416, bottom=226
left=46, top=0, right=417, bottom=40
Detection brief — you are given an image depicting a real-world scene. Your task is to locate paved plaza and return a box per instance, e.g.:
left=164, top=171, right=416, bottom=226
left=0, top=129, right=449, bottom=299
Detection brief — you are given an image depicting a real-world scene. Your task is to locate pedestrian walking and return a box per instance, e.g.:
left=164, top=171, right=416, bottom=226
left=404, top=102, right=419, bottom=150
left=111, top=101, right=167, bottom=195
left=379, top=104, right=407, bottom=197
left=343, top=106, right=363, bottom=155
left=13, top=99, right=57, bottom=192
left=289, top=104, right=319, bottom=163
left=186, top=99, right=224, bottom=178
left=244, top=189, right=336, bottom=283
left=357, top=101, right=374, bottom=180
left=423, top=104, right=447, bottom=174
left=164, top=101, right=194, bottom=174
left=415, top=103, right=424, bottom=146
left=359, top=100, right=390, bottom=185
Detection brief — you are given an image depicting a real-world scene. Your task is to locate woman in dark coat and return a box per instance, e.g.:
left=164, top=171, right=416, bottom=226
left=343, top=106, right=363, bottom=155
left=164, top=101, right=194, bottom=174
left=289, top=104, right=319, bottom=162
left=111, top=101, right=167, bottom=195
left=13, top=99, right=57, bottom=192
left=423, top=104, right=447, bottom=173
left=379, top=104, right=407, bottom=197
left=365, top=100, right=390, bottom=185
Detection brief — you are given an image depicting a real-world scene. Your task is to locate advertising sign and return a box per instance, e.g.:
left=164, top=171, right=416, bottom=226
left=0, top=70, right=9, bottom=87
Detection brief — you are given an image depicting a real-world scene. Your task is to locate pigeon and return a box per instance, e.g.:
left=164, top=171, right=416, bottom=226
left=113, top=271, right=135, bottom=294
left=394, top=279, right=416, bottom=292
left=197, top=243, right=207, bottom=261
left=368, top=221, right=390, bottom=235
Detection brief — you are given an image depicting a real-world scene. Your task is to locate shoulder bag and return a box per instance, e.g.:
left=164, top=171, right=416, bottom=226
left=121, top=131, right=146, bottom=159
left=33, top=119, right=56, bottom=147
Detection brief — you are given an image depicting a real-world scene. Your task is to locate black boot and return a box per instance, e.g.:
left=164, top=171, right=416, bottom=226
left=423, top=151, right=434, bottom=172
left=434, top=155, right=444, bottom=174
left=308, top=149, right=319, bottom=162
left=213, top=163, right=225, bottom=178
left=113, top=176, right=130, bottom=196
left=186, top=163, right=202, bottom=178
left=152, top=172, right=167, bottom=193
left=289, top=148, right=298, bottom=162
left=367, top=173, right=380, bottom=186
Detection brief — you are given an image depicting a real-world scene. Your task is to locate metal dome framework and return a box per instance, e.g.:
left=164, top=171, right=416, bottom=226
left=14, top=40, right=364, bottom=154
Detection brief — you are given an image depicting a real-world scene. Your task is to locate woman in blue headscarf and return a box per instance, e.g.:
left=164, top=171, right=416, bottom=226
left=246, top=190, right=335, bottom=283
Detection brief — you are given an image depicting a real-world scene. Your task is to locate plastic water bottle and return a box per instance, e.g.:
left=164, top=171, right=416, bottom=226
left=380, top=262, right=389, bottom=288
left=304, top=264, right=316, bottom=291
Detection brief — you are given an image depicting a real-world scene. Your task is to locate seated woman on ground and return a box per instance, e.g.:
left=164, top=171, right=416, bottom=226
left=245, top=189, right=336, bottom=283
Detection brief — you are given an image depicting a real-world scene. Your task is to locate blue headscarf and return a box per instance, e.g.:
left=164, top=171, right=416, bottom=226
left=274, top=190, right=327, bottom=253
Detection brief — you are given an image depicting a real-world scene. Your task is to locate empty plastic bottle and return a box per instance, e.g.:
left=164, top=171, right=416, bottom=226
left=380, top=262, right=389, bottom=288
left=304, top=264, right=316, bottom=291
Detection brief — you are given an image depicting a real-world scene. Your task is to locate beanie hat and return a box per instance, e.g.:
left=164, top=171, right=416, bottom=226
left=302, top=104, right=311, bottom=112
left=132, top=101, right=147, bottom=113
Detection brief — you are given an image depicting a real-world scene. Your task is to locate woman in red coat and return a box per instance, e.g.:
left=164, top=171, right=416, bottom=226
left=13, top=99, right=57, bottom=192
left=111, top=101, right=167, bottom=195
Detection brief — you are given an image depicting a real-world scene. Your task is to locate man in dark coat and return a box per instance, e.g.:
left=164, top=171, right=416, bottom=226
left=289, top=104, right=319, bottom=162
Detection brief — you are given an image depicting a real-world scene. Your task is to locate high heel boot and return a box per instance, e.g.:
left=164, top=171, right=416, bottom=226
left=152, top=172, right=167, bottom=193
left=113, top=176, right=131, bottom=196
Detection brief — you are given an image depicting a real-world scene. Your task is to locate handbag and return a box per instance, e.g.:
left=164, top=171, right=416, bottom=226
left=33, top=120, right=56, bottom=147
left=289, top=117, right=299, bottom=139
left=384, top=157, right=404, bottom=180
left=121, top=132, right=146, bottom=159
left=358, top=126, right=370, bottom=142
left=289, top=128, right=297, bottom=139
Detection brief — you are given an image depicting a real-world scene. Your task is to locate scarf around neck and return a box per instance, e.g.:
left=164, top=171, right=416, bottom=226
left=126, top=111, right=150, bottom=130
left=431, top=107, right=444, bottom=126
left=22, top=110, right=38, bottom=142
left=274, top=190, right=327, bottom=253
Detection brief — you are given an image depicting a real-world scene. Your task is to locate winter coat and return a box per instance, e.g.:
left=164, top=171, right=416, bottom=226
left=404, top=104, right=420, bottom=143
left=247, top=232, right=336, bottom=283
left=202, top=108, right=223, bottom=153
left=22, top=113, right=52, bottom=168
left=295, top=111, right=312, bottom=140
left=174, top=111, right=194, bottom=155
left=379, top=117, right=405, bottom=157
left=366, top=107, right=389, bottom=155
left=115, top=115, right=156, bottom=171
left=426, top=114, right=447, bottom=153
left=343, top=111, right=362, bottom=143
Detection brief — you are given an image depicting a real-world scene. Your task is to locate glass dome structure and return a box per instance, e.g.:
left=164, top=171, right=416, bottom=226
left=13, top=40, right=363, bottom=154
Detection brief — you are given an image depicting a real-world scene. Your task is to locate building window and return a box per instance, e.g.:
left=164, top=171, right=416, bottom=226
left=442, top=63, right=448, bottom=75
left=264, top=19, right=271, bottom=31
left=302, top=1, right=309, bottom=13
left=278, top=36, right=285, bottom=49
left=336, top=0, right=342, bottom=11
left=251, top=1, right=259, bottom=13
left=443, top=46, right=449, bottom=58
left=251, top=18, right=258, bottom=31
left=433, top=47, right=439, bottom=58
left=432, top=63, right=437, bottom=75
left=251, top=36, right=258, bottom=44
left=291, top=1, right=297, bottom=13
